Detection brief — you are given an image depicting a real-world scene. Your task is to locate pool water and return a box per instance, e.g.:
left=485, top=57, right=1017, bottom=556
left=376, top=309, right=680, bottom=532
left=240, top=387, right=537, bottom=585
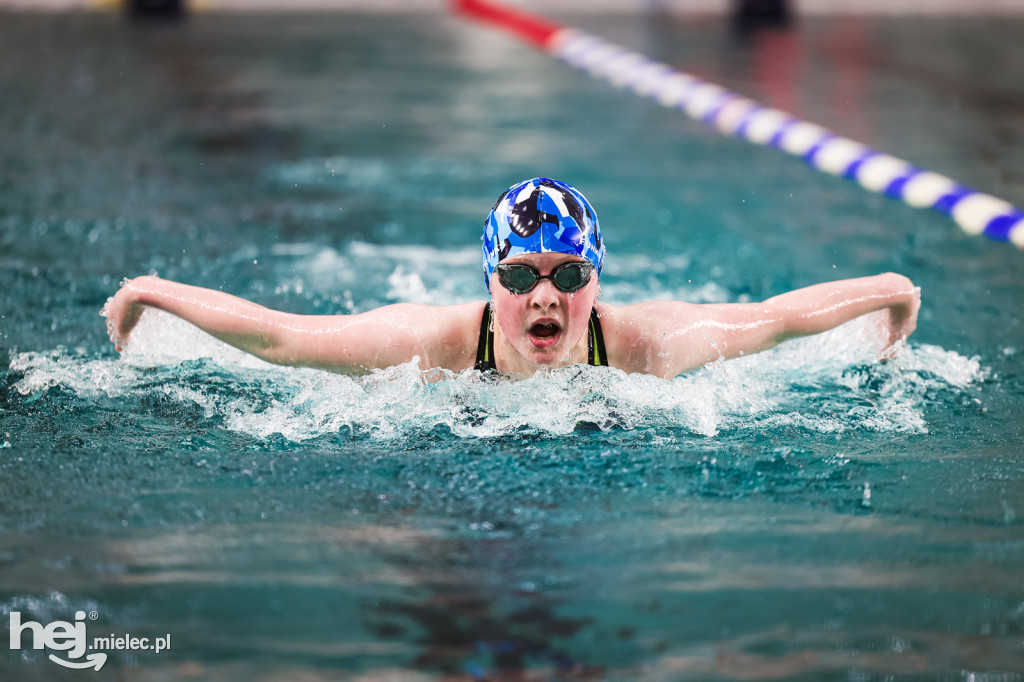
left=2, top=8, right=1023, bottom=681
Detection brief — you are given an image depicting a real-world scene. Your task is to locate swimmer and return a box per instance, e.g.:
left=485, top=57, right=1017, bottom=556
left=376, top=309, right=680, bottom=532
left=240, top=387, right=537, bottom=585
left=103, top=177, right=920, bottom=380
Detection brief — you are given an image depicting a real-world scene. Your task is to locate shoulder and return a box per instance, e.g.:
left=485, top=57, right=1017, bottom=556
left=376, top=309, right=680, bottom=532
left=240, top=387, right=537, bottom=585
left=315, top=301, right=486, bottom=373
left=412, top=301, right=487, bottom=372
left=594, top=300, right=705, bottom=376
left=594, top=300, right=704, bottom=340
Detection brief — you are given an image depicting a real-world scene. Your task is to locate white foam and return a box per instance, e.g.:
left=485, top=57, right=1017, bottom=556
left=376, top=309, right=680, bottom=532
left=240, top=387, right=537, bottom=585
left=123, top=310, right=275, bottom=369
left=11, top=349, right=139, bottom=398
left=347, top=240, right=480, bottom=266
left=386, top=266, right=433, bottom=304
left=9, top=310, right=986, bottom=444
left=14, top=246, right=988, bottom=445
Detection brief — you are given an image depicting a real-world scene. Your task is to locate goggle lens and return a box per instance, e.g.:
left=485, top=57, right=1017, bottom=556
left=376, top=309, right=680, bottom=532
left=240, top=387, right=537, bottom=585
left=553, top=263, right=587, bottom=290
left=496, top=262, right=593, bottom=294
left=503, top=267, right=540, bottom=292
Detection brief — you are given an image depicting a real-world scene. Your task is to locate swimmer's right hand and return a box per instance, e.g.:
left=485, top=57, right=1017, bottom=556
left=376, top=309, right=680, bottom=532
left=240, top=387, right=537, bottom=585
left=100, top=275, right=156, bottom=352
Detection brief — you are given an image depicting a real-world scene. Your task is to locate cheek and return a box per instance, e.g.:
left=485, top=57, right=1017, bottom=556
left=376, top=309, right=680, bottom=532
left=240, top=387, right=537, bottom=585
left=567, top=300, right=594, bottom=336
left=491, top=293, right=524, bottom=335
left=570, top=285, right=599, bottom=322
left=571, top=304, right=591, bottom=327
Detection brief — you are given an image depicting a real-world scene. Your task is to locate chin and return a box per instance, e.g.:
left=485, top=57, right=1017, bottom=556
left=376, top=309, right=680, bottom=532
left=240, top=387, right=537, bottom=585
left=526, top=347, right=572, bottom=369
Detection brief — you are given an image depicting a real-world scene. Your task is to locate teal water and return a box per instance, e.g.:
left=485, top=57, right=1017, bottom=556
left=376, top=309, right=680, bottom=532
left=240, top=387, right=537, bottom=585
left=2, top=9, right=1023, bottom=681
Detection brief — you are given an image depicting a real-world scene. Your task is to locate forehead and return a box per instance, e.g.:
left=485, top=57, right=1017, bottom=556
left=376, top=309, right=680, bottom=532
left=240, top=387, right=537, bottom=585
left=501, top=252, right=587, bottom=269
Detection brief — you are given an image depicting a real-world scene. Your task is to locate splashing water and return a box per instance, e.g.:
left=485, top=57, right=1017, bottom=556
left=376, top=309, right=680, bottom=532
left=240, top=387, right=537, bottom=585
left=9, top=301, right=984, bottom=444
left=6, top=240, right=987, bottom=448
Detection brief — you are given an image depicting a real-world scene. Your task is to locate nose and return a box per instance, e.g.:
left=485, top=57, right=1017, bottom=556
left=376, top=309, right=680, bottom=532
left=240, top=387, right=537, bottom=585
left=527, top=277, right=561, bottom=310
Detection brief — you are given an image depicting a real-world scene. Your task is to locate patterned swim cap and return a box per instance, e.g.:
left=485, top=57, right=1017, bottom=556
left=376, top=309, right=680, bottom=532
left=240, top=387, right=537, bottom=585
left=481, top=177, right=605, bottom=293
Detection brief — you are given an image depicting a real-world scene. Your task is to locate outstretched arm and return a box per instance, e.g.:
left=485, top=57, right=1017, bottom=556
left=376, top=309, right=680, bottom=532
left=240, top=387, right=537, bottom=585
left=608, top=273, right=920, bottom=378
left=102, top=275, right=479, bottom=374
left=761, top=272, right=920, bottom=359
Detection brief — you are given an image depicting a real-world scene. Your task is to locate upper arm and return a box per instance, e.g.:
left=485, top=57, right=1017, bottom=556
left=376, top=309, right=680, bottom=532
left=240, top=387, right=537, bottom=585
left=264, top=302, right=481, bottom=374
left=602, top=301, right=783, bottom=378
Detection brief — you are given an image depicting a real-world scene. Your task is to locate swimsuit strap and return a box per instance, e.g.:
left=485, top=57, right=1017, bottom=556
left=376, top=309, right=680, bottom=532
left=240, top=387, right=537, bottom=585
left=474, top=303, right=497, bottom=372
left=588, top=308, right=608, bottom=367
left=474, top=304, right=608, bottom=372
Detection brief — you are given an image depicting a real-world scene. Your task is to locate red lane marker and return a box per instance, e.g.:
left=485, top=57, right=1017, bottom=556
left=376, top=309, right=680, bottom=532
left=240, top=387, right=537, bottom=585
left=452, top=0, right=1024, bottom=247
left=451, top=0, right=563, bottom=50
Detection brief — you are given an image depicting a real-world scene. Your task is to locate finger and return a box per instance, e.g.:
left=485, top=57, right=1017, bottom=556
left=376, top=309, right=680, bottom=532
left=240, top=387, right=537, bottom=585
left=878, top=338, right=905, bottom=362
left=99, top=295, right=116, bottom=317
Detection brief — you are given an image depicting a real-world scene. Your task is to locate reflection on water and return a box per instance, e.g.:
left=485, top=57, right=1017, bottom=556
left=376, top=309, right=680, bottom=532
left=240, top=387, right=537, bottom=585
left=4, top=482, right=1024, bottom=679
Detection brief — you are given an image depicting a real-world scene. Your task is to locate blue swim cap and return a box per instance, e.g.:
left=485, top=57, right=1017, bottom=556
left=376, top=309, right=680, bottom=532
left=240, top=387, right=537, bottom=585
left=481, top=178, right=605, bottom=293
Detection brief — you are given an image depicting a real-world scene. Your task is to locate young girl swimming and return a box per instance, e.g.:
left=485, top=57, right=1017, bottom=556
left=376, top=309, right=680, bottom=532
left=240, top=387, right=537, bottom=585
left=103, top=177, right=920, bottom=380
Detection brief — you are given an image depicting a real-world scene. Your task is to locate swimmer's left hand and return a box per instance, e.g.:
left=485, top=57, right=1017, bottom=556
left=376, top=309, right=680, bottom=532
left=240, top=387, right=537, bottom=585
left=100, top=276, right=151, bottom=352
left=879, top=280, right=920, bottom=362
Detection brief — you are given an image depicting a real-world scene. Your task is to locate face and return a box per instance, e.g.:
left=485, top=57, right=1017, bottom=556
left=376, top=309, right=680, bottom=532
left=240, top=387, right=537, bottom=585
left=489, top=251, right=599, bottom=372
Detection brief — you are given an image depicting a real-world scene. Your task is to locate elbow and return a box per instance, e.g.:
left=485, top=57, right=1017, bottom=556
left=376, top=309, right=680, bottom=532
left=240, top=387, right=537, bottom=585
left=253, top=329, right=302, bottom=367
left=760, top=303, right=791, bottom=346
left=237, top=313, right=301, bottom=366
left=253, top=345, right=292, bottom=367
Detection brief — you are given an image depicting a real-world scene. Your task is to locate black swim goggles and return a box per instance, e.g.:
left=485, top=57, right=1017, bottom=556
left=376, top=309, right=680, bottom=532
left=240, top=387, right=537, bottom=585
left=495, top=261, right=594, bottom=294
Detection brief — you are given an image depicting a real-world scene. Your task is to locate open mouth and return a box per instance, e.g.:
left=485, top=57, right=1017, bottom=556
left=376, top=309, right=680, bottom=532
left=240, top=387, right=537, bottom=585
left=528, top=321, right=562, bottom=348
left=530, top=322, right=560, bottom=338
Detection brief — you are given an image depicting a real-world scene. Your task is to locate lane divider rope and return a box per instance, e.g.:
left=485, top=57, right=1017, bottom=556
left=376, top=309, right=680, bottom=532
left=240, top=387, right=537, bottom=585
left=453, top=0, right=1024, bottom=249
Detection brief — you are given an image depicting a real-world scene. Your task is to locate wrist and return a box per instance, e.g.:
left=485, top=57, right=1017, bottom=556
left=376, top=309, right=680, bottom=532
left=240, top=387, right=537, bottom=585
left=880, top=272, right=915, bottom=301
left=125, top=275, right=162, bottom=307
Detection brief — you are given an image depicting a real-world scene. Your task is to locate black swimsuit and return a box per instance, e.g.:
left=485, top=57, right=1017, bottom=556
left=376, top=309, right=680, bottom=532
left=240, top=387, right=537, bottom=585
left=474, top=304, right=608, bottom=373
